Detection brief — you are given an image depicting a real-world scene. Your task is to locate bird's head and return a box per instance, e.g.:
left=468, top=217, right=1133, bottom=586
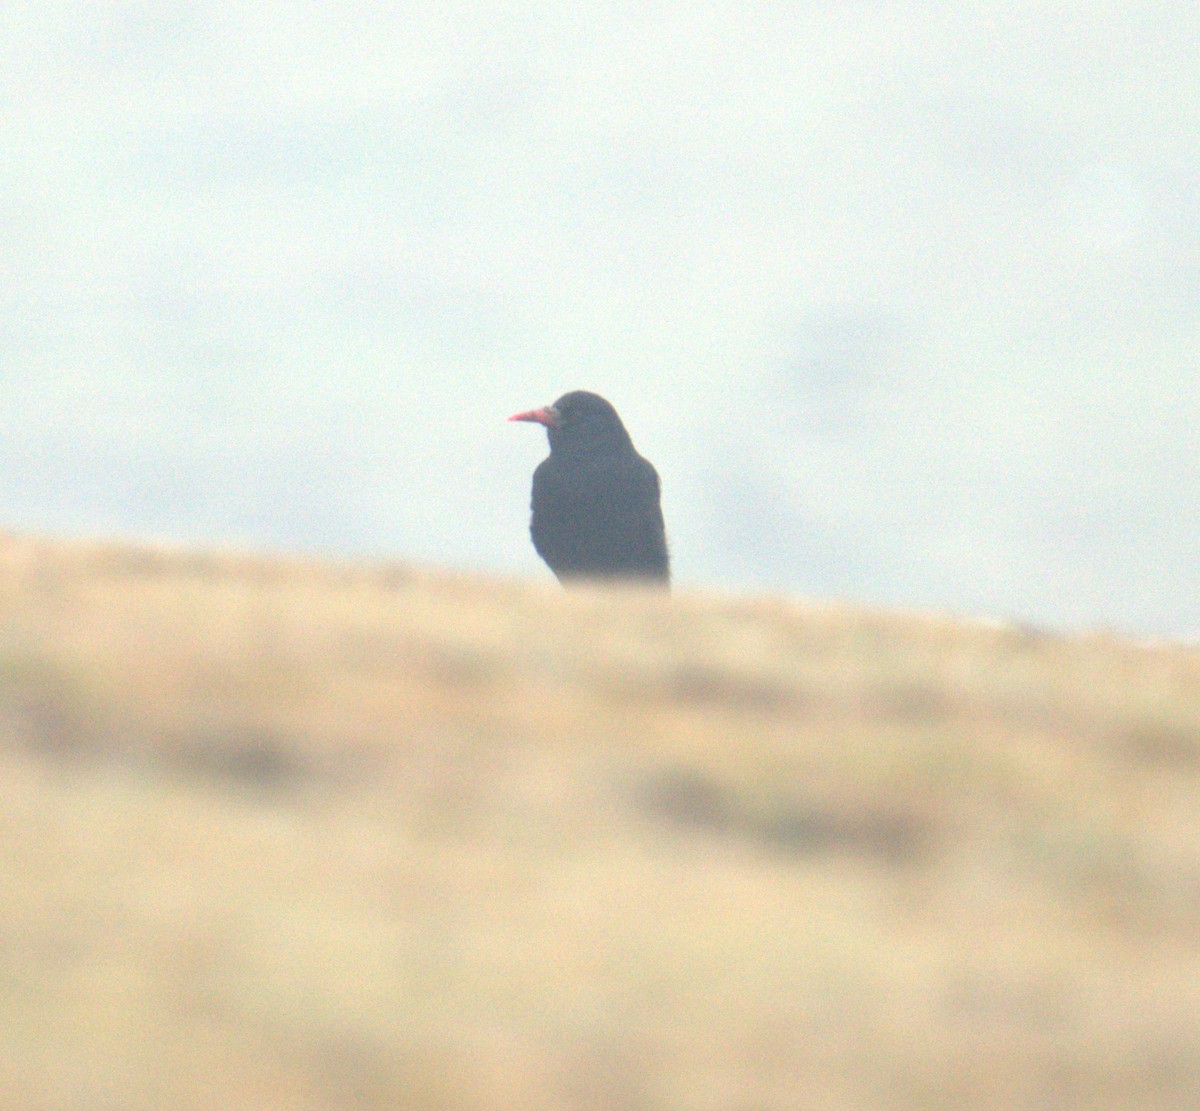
left=508, top=391, right=633, bottom=455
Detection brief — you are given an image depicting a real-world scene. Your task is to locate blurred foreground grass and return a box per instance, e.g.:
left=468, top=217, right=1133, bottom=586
left=1, top=530, right=1198, bottom=1110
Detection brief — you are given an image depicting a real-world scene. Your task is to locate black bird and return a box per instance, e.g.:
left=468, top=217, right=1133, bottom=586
left=509, top=390, right=669, bottom=586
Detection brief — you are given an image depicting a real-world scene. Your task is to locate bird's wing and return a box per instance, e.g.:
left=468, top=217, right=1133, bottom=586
left=624, top=456, right=670, bottom=578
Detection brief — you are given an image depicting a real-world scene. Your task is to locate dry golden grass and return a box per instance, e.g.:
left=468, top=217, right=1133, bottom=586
left=1, top=529, right=1198, bottom=1110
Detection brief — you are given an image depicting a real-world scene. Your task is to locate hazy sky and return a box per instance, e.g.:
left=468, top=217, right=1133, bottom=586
left=2, top=3, right=1197, bottom=637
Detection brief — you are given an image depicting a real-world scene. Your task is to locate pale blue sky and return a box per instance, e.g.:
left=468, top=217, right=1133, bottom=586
left=2, top=3, right=1197, bottom=636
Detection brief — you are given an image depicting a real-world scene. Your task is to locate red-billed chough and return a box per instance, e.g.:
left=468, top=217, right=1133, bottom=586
left=509, top=390, right=669, bottom=586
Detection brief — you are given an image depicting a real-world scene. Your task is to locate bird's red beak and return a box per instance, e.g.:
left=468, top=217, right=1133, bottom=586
left=508, top=405, right=560, bottom=428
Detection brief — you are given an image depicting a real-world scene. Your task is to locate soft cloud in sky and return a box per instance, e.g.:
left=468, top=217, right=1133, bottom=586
left=1, top=2, right=1197, bottom=637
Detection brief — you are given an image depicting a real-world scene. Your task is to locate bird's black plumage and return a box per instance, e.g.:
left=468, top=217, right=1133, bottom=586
left=509, top=391, right=669, bottom=586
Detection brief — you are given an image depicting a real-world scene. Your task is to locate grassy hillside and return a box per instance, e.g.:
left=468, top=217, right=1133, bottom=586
left=1, top=530, right=1198, bottom=1110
